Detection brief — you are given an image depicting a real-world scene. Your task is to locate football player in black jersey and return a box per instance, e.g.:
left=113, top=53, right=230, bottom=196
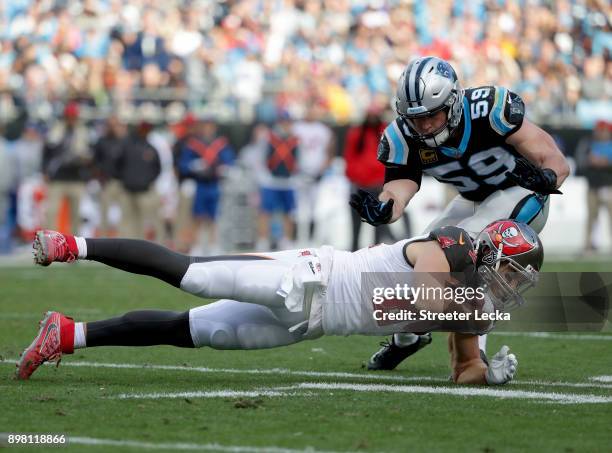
left=18, top=220, right=542, bottom=386
left=350, top=56, right=569, bottom=371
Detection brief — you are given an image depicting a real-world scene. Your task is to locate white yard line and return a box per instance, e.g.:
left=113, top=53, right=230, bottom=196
left=2, top=358, right=611, bottom=390
left=0, top=358, right=441, bottom=383
left=114, top=389, right=300, bottom=400
left=0, top=434, right=345, bottom=453
left=2, top=356, right=611, bottom=403
left=287, top=382, right=612, bottom=404
left=491, top=332, right=612, bottom=341
left=516, top=379, right=612, bottom=390
left=590, top=376, right=612, bottom=383
left=116, top=382, right=612, bottom=404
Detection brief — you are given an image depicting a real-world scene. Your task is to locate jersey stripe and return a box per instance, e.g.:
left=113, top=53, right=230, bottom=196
left=458, top=96, right=472, bottom=154
left=489, top=87, right=514, bottom=135
left=384, top=121, right=410, bottom=165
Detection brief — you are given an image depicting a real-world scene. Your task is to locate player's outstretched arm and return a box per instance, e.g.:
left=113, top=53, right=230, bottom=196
left=506, top=118, right=570, bottom=191
left=379, top=178, right=419, bottom=223
left=349, top=179, right=418, bottom=227
left=449, top=333, right=487, bottom=384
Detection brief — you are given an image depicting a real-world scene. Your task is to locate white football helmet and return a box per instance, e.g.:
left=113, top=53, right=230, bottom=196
left=395, top=56, right=464, bottom=147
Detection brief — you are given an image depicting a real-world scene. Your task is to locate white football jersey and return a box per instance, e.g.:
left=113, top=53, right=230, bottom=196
left=323, top=240, right=416, bottom=335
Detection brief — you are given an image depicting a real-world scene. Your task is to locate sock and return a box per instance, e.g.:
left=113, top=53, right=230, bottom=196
left=86, top=310, right=194, bottom=348
left=59, top=315, right=75, bottom=354
left=393, top=333, right=419, bottom=347
left=83, top=238, right=190, bottom=288
left=478, top=334, right=487, bottom=353
left=75, top=236, right=87, bottom=259
left=74, top=322, right=86, bottom=349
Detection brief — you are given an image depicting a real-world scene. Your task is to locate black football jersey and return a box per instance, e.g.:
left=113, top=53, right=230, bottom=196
left=378, top=86, right=526, bottom=201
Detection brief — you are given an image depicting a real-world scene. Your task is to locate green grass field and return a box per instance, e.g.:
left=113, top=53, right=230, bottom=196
left=1, top=262, right=611, bottom=452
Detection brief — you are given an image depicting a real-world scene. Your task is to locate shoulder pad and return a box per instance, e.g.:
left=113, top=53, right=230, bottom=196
left=429, top=226, right=478, bottom=276
left=429, top=226, right=474, bottom=249
left=506, top=91, right=525, bottom=125
left=378, top=118, right=411, bottom=165
left=377, top=135, right=391, bottom=163
left=488, top=87, right=524, bottom=137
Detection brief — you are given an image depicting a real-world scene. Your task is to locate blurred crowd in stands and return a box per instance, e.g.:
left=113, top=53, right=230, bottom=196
left=1, top=96, right=609, bottom=257
left=0, top=0, right=611, bottom=255
left=0, top=98, right=415, bottom=255
left=0, top=0, right=610, bottom=126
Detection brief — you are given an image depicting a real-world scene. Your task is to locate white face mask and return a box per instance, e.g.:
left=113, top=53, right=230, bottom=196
left=423, top=127, right=450, bottom=147
left=402, top=106, right=454, bottom=147
left=478, top=261, right=539, bottom=311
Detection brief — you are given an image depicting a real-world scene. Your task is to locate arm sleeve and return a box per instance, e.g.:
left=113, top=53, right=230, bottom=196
left=383, top=165, right=422, bottom=186
left=381, top=135, right=423, bottom=186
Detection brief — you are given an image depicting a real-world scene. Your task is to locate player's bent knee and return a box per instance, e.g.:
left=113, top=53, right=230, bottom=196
left=191, top=319, right=239, bottom=349
left=209, top=324, right=239, bottom=349
left=189, top=299, right=304, bottom=350
left=192, top=320, right=297, bottom=350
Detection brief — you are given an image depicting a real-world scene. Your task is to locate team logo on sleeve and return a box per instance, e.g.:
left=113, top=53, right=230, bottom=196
left=437, top=236, right=457, bottom=248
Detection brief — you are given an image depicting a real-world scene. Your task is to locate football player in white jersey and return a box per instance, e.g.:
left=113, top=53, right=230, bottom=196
left=18, top=220, right=540, bottom=387
left=349, top=56, right=570, bottom=370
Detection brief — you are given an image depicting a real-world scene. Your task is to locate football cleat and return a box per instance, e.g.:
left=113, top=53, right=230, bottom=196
left=16, top=311, right=66, bottom=380
left=33, top=230, right=76, bottom=266
left=367, top=333, right=432, bottom=371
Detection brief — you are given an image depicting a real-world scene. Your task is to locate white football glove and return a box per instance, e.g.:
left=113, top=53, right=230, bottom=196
left=485, top=345, right=518, bottom=385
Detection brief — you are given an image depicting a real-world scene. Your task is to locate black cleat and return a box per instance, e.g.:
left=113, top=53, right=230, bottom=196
left=366, top=333, right=432, bottom=371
